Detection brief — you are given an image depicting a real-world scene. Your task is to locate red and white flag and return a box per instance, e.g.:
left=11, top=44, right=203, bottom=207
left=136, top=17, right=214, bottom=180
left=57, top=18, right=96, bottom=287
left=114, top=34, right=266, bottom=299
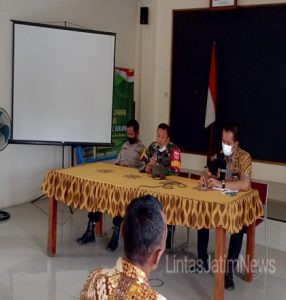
left=204, top=44, right=216, bottom=128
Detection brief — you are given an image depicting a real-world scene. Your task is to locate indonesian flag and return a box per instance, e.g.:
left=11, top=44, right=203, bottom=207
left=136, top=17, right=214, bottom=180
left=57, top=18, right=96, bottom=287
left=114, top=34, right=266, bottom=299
left=204, top=44, right=216, bottom=128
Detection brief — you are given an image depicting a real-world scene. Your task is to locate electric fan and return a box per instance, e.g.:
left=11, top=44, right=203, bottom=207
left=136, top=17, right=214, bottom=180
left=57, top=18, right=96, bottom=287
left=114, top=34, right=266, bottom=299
left=0, top=107, right=11, bottom=151
left=0, top=107, right=11, bottom=221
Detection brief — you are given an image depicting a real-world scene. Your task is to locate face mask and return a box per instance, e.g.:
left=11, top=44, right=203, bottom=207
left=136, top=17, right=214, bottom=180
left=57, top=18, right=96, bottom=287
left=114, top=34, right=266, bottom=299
left=127, top=137, right=136, bottom=144
left=222, top=142, right=233, bottom=157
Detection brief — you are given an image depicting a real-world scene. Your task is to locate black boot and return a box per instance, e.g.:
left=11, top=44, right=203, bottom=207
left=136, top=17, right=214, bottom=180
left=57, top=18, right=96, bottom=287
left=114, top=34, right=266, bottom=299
left=77, top=220, right=96, bottom=245
left=225, top=272, right=235, bottom=290
left=106, top=226, right=120, bottom=251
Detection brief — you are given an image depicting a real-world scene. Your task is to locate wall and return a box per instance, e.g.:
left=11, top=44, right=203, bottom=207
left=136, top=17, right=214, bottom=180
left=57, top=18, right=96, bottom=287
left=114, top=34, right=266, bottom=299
left=0, top=0, right=138, bottom=208
left=138, top=0, right=286, bottom=186
left=1, top=0, right=285, bottom=209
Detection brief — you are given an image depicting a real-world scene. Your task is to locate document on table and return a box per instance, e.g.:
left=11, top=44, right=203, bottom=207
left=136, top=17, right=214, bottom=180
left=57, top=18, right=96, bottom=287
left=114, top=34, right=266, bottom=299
left=212, top=187, right=239, bottom=194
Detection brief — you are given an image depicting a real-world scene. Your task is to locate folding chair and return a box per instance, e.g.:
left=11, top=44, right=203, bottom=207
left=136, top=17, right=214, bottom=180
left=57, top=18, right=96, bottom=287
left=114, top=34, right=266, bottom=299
left=237, top=181, right=268, bottom=279
left=248, top=181, right=269, bottom=262
left=190, top=173, right=200, bottom=180
left=250, top=181, right=268, bottom=227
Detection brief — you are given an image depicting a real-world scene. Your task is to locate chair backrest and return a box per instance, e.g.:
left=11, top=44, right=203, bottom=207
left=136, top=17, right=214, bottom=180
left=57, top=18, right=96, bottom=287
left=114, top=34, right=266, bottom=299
left=251, top=181, right=268, bottom=226
left=75, top=146, right=84, bottom=165
left=251, top=181, right=268, bottom=206
left=190, top=173, right=200, bottom=180
left=178, top=172, right=201, bottom=180
left=178, top=171, right=190, bottom=178
left=76, top=145, right=117, bottom=165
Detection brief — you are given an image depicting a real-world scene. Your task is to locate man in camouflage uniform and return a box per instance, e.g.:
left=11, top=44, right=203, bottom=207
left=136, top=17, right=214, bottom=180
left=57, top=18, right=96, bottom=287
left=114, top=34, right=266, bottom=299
left=139, top=123, right=181, bottom=248
left=139, top=123, right=181, bottom=176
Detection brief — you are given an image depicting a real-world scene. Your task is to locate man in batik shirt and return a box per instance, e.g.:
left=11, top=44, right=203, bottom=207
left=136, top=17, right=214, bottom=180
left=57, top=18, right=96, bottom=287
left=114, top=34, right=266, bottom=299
left=80, top=195, right=167, bottom=300
left=193, top=122, right=252, bottom=291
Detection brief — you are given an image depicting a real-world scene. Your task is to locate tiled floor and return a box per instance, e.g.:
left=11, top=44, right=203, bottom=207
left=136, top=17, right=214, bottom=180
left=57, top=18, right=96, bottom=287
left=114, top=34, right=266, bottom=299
left=268, top=199, right=286, bottom=222
left=0, top=198, right=285, bottom=300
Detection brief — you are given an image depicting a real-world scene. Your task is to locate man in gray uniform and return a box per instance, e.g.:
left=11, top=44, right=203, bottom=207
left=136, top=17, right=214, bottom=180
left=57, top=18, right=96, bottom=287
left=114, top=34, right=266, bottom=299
left=77, top=119, right=145, bottom=251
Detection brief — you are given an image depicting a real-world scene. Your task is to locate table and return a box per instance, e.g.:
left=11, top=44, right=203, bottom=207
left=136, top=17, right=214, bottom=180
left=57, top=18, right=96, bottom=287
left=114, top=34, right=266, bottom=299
left=42, top=162, right=263, bottom=300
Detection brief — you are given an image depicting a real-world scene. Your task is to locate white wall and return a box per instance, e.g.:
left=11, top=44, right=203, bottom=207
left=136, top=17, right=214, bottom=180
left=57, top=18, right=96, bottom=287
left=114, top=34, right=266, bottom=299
left=0, top=0, right=138, bottom=208
left=137, top=0, right=286, bottom=186
left=1, top=0, right=285, bottom=209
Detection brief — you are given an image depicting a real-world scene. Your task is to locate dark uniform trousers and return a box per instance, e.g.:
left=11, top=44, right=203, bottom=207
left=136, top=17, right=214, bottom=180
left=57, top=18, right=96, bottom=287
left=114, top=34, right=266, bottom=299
left=198, top=228, right=244, bottom=277
left=88, top=212, right=123, bottom=228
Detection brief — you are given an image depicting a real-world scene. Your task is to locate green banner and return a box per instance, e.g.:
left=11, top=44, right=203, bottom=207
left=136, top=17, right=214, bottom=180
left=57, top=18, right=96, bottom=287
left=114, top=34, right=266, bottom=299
left=79, top=68, right=134, bottom=163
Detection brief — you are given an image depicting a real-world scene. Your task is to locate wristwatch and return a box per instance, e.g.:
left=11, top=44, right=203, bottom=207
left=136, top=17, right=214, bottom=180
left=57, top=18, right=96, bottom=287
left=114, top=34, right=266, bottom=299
left=221, top=180, right=226, bottom=189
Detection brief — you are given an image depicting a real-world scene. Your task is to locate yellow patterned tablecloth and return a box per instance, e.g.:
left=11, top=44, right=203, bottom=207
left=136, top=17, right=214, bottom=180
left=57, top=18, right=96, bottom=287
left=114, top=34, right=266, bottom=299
left=42, top=162, right=263, bottom=234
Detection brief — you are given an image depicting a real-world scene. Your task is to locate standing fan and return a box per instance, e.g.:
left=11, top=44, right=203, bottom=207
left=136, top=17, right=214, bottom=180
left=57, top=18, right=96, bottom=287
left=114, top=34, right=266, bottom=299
left=0, top=107, right=11, bottom=221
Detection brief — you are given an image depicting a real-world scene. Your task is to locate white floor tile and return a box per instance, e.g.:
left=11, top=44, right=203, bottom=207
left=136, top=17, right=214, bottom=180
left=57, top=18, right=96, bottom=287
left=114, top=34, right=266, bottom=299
left=0, top=198, right=285, bottom=300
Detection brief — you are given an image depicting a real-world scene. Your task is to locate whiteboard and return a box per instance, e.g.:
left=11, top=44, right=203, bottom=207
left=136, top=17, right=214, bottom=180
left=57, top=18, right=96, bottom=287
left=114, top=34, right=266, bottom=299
left=12, top=21, right=115, bottom=145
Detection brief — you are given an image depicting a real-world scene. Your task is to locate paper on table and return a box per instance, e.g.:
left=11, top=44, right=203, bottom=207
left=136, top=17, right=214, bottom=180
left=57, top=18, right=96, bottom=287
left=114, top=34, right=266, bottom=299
left=212, top=187, right=239, bottom=193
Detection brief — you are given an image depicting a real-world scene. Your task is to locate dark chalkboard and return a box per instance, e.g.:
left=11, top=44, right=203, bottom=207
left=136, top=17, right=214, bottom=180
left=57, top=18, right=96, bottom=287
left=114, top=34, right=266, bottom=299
left=170, top=5, right=286, bottom=164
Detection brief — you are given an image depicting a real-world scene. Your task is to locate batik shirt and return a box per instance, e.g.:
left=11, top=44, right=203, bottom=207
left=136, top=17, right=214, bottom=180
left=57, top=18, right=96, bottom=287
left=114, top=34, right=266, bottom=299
left=138, top=141, right=181, bottom=175
left=209, top=146, right=252, bottom=181
left=80, top=257, right=167, bottom=300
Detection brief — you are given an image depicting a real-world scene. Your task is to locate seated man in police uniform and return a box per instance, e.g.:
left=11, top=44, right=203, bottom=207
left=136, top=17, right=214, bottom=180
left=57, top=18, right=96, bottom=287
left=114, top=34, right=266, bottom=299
left=193, top=122, right=252, bottom=291
left=80, top=195, right=167, bottom=300
left=139, top=123, right=181, bottom=248
left=77, top=119, right=144, bottom=251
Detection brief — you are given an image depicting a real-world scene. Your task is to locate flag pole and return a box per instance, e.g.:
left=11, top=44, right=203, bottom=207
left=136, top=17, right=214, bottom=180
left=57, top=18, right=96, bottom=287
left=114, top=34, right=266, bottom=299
left=205, top=42, right=217, bottom=173
left=207, top=123, right=217, bottom=173
left=208, top=123, right=214, bottom=157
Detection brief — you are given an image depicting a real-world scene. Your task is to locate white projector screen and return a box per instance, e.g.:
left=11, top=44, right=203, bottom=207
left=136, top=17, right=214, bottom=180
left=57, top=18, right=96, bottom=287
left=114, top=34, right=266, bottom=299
left=12, top=21, right=115, bottom=145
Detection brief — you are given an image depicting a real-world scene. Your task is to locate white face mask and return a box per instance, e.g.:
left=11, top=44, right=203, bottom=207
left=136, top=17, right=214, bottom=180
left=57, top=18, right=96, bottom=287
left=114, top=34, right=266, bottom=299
left=222, top=142, right=233, bottom=157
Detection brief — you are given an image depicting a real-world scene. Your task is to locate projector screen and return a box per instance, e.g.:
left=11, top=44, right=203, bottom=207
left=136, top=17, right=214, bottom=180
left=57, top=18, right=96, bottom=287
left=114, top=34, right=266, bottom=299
left=11, top=20, right=115, bottom=145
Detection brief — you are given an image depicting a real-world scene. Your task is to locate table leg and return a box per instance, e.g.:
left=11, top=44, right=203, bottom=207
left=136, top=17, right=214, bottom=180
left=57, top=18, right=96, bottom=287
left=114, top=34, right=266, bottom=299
left=47, top=198, right=57, bottom=257
left=95, top=214, right=103, bottom=236
left=214, top=227, right=226, bottom=300
left=245, top=222, right=255, bottom=282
